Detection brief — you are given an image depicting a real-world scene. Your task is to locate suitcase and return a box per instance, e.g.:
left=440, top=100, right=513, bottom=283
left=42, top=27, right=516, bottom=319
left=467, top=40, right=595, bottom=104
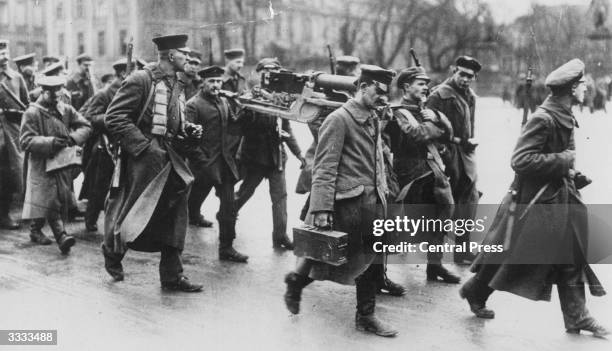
left=293, top=225, right=348, bottom=266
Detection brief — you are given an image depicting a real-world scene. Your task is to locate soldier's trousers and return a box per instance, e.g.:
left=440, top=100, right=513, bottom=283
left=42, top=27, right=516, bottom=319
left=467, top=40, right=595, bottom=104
left=30, top=215, right=66, bottom=242
left=355, top=263, right=382, bottom=315
left=470, top=264, right=592, bottom=329
left=188, top=168, right=236, bottom=248
left=235, top=165, right=287, bottom=240
left=0, top=147, right=14, bottom=218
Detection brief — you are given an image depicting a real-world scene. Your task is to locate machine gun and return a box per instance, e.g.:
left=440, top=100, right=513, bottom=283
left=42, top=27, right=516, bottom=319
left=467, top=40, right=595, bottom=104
left=221, top=70, right=357, bottom=123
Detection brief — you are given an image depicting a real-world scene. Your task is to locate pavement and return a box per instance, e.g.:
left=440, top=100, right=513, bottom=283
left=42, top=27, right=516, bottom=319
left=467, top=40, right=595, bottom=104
left=1, top=98, right=611, bottom=351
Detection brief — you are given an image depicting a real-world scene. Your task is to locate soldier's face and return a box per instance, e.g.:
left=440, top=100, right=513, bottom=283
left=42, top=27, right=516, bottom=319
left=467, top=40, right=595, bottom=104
left=572, top=80, right=587, bottom=104
left=43, top=88, right=60, bottom=104
left=170, top=50, right=187, bottom=72
left=185, top=60, right=199, bottom=77
left=452, top=67, right=476, bottom=90
left=0, top=49, right=9, bottom=66
left=403, top=79, right=429, bottom=102
left=361, top=82, right=387, bottom=109
left=202, top=77, right=223, bottom=96
left=80, top=61, right=93, bottom=73
left=227, top=58, right=244, bottom=73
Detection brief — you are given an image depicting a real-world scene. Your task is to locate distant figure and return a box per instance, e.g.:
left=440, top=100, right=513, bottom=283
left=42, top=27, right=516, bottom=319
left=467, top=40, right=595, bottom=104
left=591, top=0, right=609, bottom=29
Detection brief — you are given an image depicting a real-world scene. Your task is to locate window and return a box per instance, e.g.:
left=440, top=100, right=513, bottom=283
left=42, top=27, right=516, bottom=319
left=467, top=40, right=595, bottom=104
left=96, top=0, right=107, bottom=18
left=76, top=0, right=84, bottom=18
left=56, top=2, right=64, bottom=20
left=119, top=30, right=128, bottom=55
left=58, top=33, right=65, bottom=55
left=98, top=31, right=105, bottom=56
left=77, top=32, right=84, bottom=54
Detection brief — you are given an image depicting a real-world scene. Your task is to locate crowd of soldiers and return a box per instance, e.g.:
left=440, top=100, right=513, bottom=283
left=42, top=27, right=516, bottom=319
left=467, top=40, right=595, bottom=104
left=0, top=33, right=609, bottom=339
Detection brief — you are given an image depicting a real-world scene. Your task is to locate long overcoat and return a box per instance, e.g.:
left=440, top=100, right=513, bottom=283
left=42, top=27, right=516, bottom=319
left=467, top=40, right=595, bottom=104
left=20, top=100, right=91, bottom=219
left=472, top=96, right=605, bottom=301
left=0, top=68, right=30, bottom=197
left=104, top=63, right=194, bottom=253
left=307, top=99, right=385, bottom=285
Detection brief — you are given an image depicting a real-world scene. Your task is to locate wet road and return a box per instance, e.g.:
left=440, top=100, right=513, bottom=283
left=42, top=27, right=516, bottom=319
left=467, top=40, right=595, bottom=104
left=1, top=98, right=611, bottom=350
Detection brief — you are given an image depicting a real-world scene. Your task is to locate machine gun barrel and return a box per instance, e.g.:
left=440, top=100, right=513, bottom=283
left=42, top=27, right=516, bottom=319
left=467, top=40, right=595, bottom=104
left=312, top=73, right=357, bottom=93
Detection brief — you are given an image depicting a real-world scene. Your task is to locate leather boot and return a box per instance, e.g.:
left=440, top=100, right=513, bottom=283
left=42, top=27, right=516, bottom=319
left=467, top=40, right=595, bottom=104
left=377, top=271, right=406, bottom=296
left=558, top=282, right=610, bottom=337
left=273, top=233, right=294, bottom=250
left=30, top=229, right=53, bottom=245
left=355, top=313, right=398, bottom=337
left=459, top=276, right=495, bottom=318
left=0, top=205, right=20, bottom=229
left=427, top=263, right=461, bottom=284
left=102, top=244, right=125, bottom=281
left=283, top=272, right=313, bottom=314
left=218, top=219, right=248, bottom=262
left=189, top=214, right=213, bottom=228
left=56, top=233, right=76, bottom=255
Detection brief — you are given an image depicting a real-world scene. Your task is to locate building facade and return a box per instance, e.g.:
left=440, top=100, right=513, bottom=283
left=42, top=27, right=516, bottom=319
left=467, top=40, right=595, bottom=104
left=0, top=0, right=46, bottom=61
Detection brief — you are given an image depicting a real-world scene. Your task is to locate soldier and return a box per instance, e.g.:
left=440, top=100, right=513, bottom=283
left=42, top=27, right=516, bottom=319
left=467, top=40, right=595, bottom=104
left=66, top=54, right=99, bottom=110
left=20, top=76, right=91, bottom=253
left=426, top=56, right=482, bottom=264
left=179, top=50, right=203, bottom=101
left=79, top=58, right=145, bottom=232
left=460, top=59, right=610, bottom=338
left=102, top=34, right=204, bottom=292
left=0, top=39, right=29, bottom=229
left=386, top=66, right=460, bottom=283
left=283, top=65, right=399, bottom=337
left=29, top=61, right=71, bottom=103
left=13, top=53, right=38, bottom=92
left=295, top=55, right=405, bottom=295
left=221, top=48, right=246, bottom=94
left=186, top=65, right=248, bottom=263
left=234, top=58, right=304, bottom=250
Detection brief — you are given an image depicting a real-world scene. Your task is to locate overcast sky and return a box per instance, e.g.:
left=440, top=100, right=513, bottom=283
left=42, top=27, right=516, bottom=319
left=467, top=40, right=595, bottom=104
left=486, top=0, right=588, bottom=23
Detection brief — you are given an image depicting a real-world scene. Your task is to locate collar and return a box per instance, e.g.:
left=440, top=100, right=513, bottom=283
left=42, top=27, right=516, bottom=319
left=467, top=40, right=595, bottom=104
left=343, top=99, right=374, bottom=125
left=1, top=67, right=17, bottom=79
left=447, top=78, right=475, bottom=99
left=146, top=62, right=177, bottom=81
left=539, top=96, right=578, bottom=129
left=199, top=89, right=221, bottom=103
left=222, top=69, right=244, bottom=82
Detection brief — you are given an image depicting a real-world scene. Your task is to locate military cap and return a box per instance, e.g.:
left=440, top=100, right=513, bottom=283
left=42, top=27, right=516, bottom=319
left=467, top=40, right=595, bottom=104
left=198, top=65, right=225, bottom=80
left=224, top=48, right=245, bottom=61
left=255, top=57, right=281, bottom=72
left=152, top=34, right=189, bottom=51
left=187, top=53, right=202, bottom=65
left=455, top=56, right=482, bottom=73
left=357, top=64, right=396, bottom=93
left=396, top=66, right=430, bottom=88
left=76, top=53, right=94, bottom=64
left=42, top=55, right=61, bottom=65
left=13, top=53, right=36, bottom=67
left=336, top=55, right=360, bottom=66
left=545, top=59, right=585, bottom=87
left=38, top=76, right=66, bottom=90
left=112, top=57, right=146, bottom=71
left=42, top=62, right=65, bottom=76
left=0, top=39, right=8, bottom=50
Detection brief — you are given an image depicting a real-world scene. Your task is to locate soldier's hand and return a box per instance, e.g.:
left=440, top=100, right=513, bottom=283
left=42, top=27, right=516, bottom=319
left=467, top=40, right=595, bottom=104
left=52, top=137, right=69, bottom=153
left=279, top=130, right=290, bottom=140
left=421, top=109, right=438, bottom=122
left=564, top=149, right=576, bottom=168
left=313, top=211, right=333, bottom=230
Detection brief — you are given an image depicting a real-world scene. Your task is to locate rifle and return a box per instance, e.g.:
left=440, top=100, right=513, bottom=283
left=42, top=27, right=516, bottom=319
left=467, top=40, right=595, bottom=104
left=327, top=44, right=336, bottom=75
left=521, top=67, right=533, bottom=126
left=110, top=37, right=135, bottom=189
left=208, top=35, right=213, bottom=66
left=409, top=48, right=420, bottom=67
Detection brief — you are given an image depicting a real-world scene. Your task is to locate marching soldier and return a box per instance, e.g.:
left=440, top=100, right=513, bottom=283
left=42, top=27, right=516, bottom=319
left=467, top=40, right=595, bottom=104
left=13, top=53, right=38, bottom=91
left=461, top=59, right=609, bottom=338
left=102, top=34, right=204, bottom=292
left=283, top=65, right=399, bottom=337
left=20, top=76, right=91, bottom=252
left=221, top=48, right=246, bottom=94
left=79, top=57, right=145, bottom=232
left=66, top=53, right=99, bottom=110
left=386, top=65, right=460, bottom=283
left=0, top=39, right=29, bottom=229
left=426, top=56, right=482, bottom=264
left=186, top=65, right=248, bottom=262
left=234, top=58, right=304, bottom=250
left=179, top=50, right=203, bottom=100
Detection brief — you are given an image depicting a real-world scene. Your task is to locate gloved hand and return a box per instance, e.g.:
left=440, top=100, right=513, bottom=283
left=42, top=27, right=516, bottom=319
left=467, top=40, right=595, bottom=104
left=313, top=211, right=333, bottom=230
left=574, top=171, right=592, bottom=190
